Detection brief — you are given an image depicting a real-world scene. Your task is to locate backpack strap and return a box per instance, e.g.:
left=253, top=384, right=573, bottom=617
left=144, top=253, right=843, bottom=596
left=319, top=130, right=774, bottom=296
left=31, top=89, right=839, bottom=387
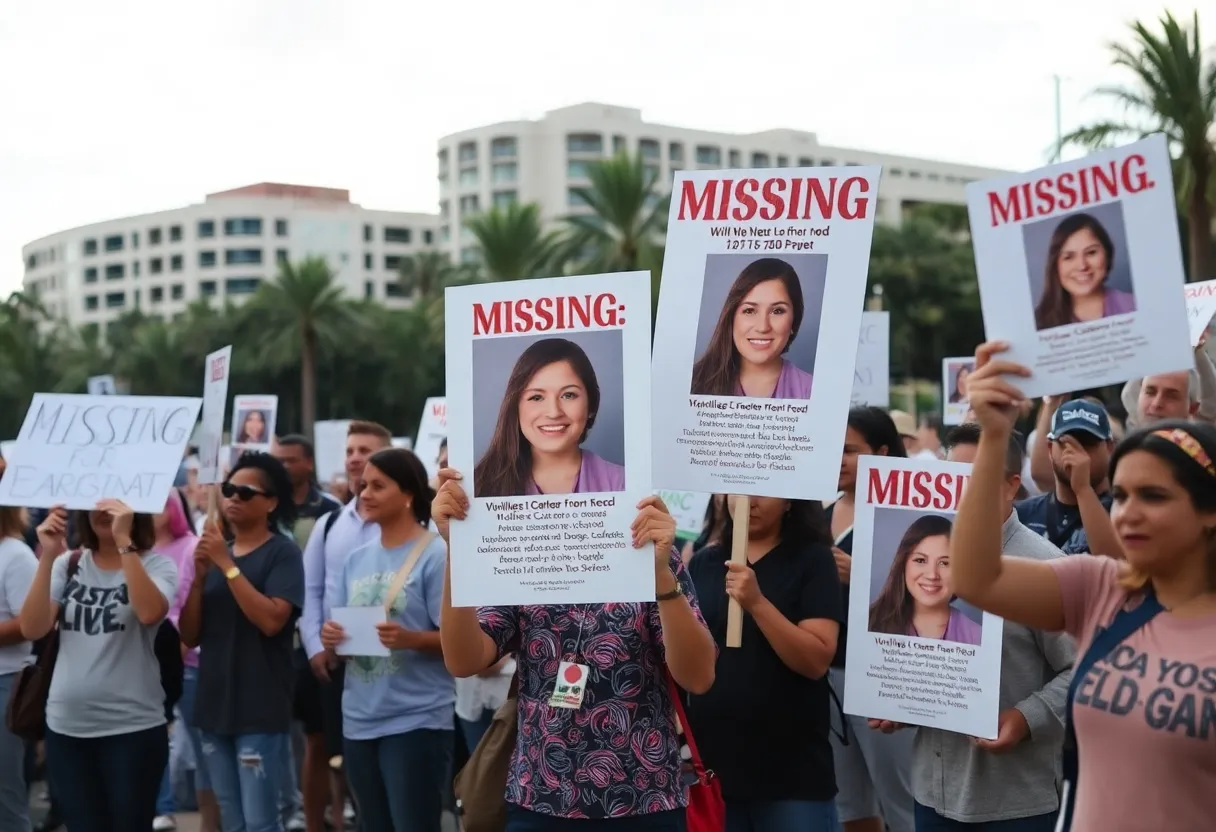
left=321, top=509, right=341, bottom=543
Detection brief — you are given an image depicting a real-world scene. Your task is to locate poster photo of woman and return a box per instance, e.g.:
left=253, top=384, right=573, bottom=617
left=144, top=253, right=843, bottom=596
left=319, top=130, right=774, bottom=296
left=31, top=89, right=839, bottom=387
left=1023, top=202, right=1137, bottom=332
left=866, top=509, right=981, bottom=645
left=689, top=254, right=826, bottom=400
left=470, top=331, right=626, bottom=499
left=234, top=409, right=269, bottom=444
left=941, top=357, right=976, bottom=426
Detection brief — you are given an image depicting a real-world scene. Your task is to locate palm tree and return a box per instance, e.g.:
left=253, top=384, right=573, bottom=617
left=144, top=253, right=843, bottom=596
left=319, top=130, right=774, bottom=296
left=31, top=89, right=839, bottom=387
left=564, top=152, right=669, bottom=275
left=1063, top=11, right=1215, bottom=281
left=248, top=257, right=363, bottom=434
left=396, top=250, right=474, bottom=300
left=465, top=202, right=565, bottom=281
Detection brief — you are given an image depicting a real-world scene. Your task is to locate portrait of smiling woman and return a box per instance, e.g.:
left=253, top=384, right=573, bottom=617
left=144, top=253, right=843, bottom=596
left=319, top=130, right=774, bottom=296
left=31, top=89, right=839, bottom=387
left=1031, top=210, right=1137, bottom=331
left=474, top=336, right=625, bottom=498
left=690, top=256, right=818, bottom=399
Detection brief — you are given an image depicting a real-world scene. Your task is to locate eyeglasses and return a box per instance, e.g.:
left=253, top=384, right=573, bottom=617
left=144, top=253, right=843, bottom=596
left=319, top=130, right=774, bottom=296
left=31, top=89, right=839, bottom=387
left=221, top=482, right=268, bottom=502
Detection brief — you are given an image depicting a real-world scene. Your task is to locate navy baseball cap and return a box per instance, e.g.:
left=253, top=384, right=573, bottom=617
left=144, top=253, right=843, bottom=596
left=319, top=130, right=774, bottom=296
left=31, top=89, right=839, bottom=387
left=1048, top=399, right=1112, bottom=441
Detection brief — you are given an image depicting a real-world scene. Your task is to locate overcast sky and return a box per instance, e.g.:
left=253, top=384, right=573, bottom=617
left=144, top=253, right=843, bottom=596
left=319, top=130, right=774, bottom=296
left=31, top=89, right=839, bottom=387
left=0, top=0, right=1188, bottom=296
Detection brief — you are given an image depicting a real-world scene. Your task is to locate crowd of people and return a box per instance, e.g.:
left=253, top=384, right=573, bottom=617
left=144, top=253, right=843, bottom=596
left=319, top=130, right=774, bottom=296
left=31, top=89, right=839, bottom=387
left=0, top=345, right=1213, bottom=832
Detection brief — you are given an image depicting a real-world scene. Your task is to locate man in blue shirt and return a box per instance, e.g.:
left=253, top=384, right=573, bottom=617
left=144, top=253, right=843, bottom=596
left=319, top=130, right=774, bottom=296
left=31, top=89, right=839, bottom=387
left=1015, top=399, right=1115, bottom=555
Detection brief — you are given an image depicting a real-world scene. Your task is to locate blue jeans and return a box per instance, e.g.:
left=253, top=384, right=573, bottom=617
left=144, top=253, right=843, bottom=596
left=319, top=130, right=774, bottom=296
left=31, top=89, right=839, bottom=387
left=45, top=724, right=168, bottom=832
left=914, top=803, right=1058, bottom=832
left=505, top=806, right=686, bottom=830
left=0, top=673, right=30, bottom=831
left=726, top=799, right=840, bottom=832
left=459, top=709, right=494, bottom=752
left=201, top=731, right=290, bottom=832
left=180, top=666, right=212, bottom=791
left=344, top=728, right=452, bottom=832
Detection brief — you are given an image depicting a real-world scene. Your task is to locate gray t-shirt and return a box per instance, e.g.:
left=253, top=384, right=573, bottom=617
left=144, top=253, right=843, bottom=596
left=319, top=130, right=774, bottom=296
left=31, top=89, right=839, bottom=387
left=0, top=537, right=38, bottom=675
left=47, top=549, right=178, bottom=738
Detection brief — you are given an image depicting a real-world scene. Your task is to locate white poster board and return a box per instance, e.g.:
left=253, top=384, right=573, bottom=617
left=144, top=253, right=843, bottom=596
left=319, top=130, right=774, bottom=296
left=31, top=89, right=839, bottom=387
left=197, top=346, right=232, bottom=484
left=652, top=166, right=881, bottom=500
left=445, top=272, right=654, bottom=607
left=230, top=394, right=278, bottom=461
left=414, top=397, right=447, bottom=477
left=941, top=356, right=976, bottom=426
left=844, top=455, right=1003, bottom=738
left=656, top=489, right=712, bottom=540
left=967, top=134, right=1191, bottom=397
left=391, top=437, right=413, bottom=450
left=87, top=375, right=117, bottom=396
left=1184, top=279, right=1216, bottom=347
left=0, top=441, right=14, bottom=460
left=0, top=393, right=202, bottom=513
left=313, top=419, right=352, bottom=483
left=852, top=311, right=890, bottom=406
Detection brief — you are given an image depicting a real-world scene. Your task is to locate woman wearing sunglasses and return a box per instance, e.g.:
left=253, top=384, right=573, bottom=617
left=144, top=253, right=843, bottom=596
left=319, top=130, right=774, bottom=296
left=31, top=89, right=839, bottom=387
left=179, top=453, right=305, bottom=832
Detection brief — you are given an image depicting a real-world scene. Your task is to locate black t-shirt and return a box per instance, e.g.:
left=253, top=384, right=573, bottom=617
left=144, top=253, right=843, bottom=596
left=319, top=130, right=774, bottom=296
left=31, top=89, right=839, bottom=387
left=684, top=539, right=843, bottom=801
left=825, top=503, right=853, bottom=668
left=194, top=534, right=306, bottom=735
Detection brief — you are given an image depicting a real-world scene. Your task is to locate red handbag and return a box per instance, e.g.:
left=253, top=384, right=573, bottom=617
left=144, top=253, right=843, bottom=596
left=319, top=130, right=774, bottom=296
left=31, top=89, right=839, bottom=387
left=667, top=672, right=725, bottom=832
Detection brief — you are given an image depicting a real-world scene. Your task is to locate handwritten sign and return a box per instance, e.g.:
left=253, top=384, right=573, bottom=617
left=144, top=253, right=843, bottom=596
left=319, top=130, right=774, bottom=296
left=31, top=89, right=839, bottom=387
left=1184, top=279, right=1216, bottom=347
left=0, top=393, right=202, bottom=513
left=87, top=375, right=117, bottom=396
left=852, top=311, right=890, bottom=407
left=197, top=346, right=232, bottom=484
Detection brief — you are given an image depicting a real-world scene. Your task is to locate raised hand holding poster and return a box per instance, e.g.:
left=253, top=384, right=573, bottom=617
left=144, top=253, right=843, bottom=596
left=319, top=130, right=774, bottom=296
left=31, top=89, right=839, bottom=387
left=0, top=393, right=203, bottom=513
left=844, top=455, right=1002, bottom=738
left=967, top=134, right=1191, bottom=396
left=652, top=166, right=881, bottom=500
left=444, top=272, right=654, bottom=607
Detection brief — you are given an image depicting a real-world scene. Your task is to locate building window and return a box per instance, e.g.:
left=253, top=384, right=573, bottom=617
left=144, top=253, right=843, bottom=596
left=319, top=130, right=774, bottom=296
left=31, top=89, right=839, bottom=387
left=458, top=168, right=479, bottom=187
left=84, top=295, right=99, bottom=311
left=224, top=277, right=260, bottom=295
left=276, top=248, right=288, bottom=263
left=132, top=231, right=140, bottom=249
left=104, top=292, right=125, bottom=309
left=423, top=229, right=433, bottom=244
left=198, top=220, right=215, bottom=238
left=728, top=150, right=741, bottom=167
left=104, top=235, right=124, bottom=252
left=438, top=148, right=449, bottom=171
left=151, top=286, right=164, bottom=303
left=275, top=219, right=288, bottom=236
left=84, top=267, right=98, bottom=284
left=133, top=289, right=141, bottom=308
left=567, top=133, right=603, bottom=154
left=223, top=217, right=262, bottom=236
left=695, top=145, right=721, bottom=165
left=170, top=255, right=183, bottom=271
left=459, top=195, right=480, bottom=214
left=199, top=251, right=217, bottom=268
left=458, top=141, right=477, bottom=164
left=567, top=188, right=590, bottom=208
left=384, top=255, right=403, bottom=271
left=200, top=281, right=217, bottom=297
left=644, top=164, right=660, bottom=183
left=492, top=190, right=517, bottom=209
left=83, top=238, right=98, bottom=256
left=751, top=152, right=771, bottom=168
left=490, top=137, right=516, bottom=158
left=928, top=173, right=941, bottom=182
left=133, top=261, right=141, bottom=277
left=440, top=226, right=450, bottom=243
left=775, top=155, right=788, bottom=167
left=669, top=142, right=684, bottom=163
left=105, top=263, right=125, bottom=280
left=385, top=282, right=406, bottom=298
left=613, top=135, right=626, bottom=155
left=909, top=170, right=923, bottom=179
left=148, top=227, right=162, bottom=245
left=225, top=248, right=263, bottom=265
left=363, top=224, right=373, bottom=242
left=171, top=283, right=184, bottom=300
left=149, top=257, right=163, bottom=274
left=820, top=158, right=835, bottom=166
left=491, top=162, right=517, bottom=184
left=798, top=156, right=813, bottom=167
left=383, top=227, right=412, bottom=244
left=364, top=280, right=375, bottom=299
left=169, top=225, right=182, bottom=242
left=639, top=139, right=660, bottom=160
left=567, top=160, right=592, bottom=179
left=364, top=253, right=372, bottom=270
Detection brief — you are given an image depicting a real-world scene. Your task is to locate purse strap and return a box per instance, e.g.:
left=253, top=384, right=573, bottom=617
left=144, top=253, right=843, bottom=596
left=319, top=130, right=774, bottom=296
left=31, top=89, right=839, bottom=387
left=665, top=670, right=708, bottom=777
left=382, top=533, right=436, bottom=614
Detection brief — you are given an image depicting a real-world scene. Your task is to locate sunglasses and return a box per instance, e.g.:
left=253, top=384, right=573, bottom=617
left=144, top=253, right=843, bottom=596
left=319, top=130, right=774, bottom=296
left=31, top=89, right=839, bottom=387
left=221, top=482, right=268, bottom=502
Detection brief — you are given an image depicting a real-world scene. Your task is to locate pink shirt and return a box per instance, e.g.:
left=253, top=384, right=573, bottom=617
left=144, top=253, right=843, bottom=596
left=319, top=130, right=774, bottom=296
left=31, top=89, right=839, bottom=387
left=1050, top=555, right=1216, bottom=831
left=156, top=534, right=200, bottom=667
left=734, top=358, right=813, bottom=400
left=525, top=450, right=625, bottom=495
left=908, top=607, right=982, bottom=646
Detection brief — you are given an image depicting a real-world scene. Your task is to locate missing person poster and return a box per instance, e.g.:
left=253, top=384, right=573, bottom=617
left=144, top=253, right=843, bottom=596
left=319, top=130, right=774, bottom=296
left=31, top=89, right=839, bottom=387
left=1184, top=279, right=1216, bottom=347
left=652, top=166, right=881, bottom=500
left=852, top=311, right=890, bottom=407
left=230, top=394, right=278, bottom=464
left=197, top=346, right=232, bottom=484
left=0, top=393, right=203, bottom=513
left=941, top=356, right=976, bottom=426
left=843, top=455, right=1003, bottom=738
left=415, top=397, right=447, bottom=479
left=967, top=134, right=1191, bottom=397
left=444, top=272, right=654, bottom=607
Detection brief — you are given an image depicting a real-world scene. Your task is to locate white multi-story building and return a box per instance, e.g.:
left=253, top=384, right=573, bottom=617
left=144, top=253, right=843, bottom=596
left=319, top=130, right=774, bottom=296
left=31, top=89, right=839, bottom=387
left=436, top=102, right=1011, bottom=263
left=21, top=183, right=439, bottom=328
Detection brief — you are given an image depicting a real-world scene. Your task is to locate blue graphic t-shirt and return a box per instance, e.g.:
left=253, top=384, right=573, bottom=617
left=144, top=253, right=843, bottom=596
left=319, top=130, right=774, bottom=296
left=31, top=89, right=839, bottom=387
left=1015, top=491, right=1113, bottom=555
left=334, top=534, right=453, bottom=740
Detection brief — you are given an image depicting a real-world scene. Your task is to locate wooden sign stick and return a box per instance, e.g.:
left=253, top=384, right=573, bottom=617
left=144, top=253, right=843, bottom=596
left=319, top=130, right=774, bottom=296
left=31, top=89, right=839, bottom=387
left=206, top=484, right=220, bottom=528
left=725, top=494, right=750, bottom=648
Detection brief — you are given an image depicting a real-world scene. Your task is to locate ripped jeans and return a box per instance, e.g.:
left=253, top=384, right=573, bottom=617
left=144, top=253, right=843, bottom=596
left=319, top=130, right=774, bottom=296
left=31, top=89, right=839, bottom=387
left=200, top=731, right=290, bottom=832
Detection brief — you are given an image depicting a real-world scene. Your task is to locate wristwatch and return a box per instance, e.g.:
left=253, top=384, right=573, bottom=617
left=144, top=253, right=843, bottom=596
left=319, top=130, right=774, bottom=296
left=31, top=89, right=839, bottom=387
left=224, top=565, right=241, bottom=581
left=656, top=583, right=684, bottom=602
left=116, top=544, right=137, bottom=556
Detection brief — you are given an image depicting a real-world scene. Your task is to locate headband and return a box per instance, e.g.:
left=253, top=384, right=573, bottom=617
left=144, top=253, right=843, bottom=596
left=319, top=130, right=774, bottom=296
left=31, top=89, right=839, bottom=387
left=1151, top=429, right=1216, bottom=478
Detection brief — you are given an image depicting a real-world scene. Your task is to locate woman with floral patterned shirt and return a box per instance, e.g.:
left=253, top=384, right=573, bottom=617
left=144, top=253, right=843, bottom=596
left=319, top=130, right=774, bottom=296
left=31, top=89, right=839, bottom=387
left=434, top=468, right=717, bottom=830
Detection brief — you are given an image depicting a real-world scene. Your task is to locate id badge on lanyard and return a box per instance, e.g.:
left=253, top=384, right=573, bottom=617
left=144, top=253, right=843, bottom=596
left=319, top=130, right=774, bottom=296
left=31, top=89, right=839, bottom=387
left=547, top=607, right=591, bottom=710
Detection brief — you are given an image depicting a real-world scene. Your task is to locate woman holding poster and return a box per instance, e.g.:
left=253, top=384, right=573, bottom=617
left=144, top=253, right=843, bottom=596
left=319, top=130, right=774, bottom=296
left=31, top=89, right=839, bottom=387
left=952, top=342, right=1216, bottom=831
left=689, top=257, right=813, bottom=399
left=868, top=515, right=981, bottom=645
left=474, top=337, right=624, bottom=498
left=1033, top=212, right=1135, bottom=330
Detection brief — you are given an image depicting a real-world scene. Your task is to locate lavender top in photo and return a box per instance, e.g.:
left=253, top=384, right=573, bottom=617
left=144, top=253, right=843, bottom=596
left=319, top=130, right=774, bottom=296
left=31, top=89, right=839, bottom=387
left=908, top=607, right=982, bottom=646
left=526, top=450, right=625, bottom=495
left=1100, top=288, right=1136, bottom=318
left=735, top=358, right=813, bottom=400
